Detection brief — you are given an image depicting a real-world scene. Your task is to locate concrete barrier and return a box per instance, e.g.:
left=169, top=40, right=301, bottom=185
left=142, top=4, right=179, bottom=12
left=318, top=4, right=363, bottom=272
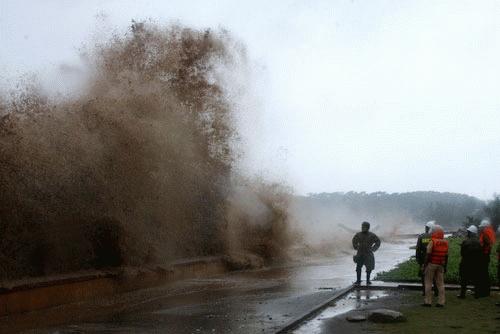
left=0, top=256, right=228, bottom=316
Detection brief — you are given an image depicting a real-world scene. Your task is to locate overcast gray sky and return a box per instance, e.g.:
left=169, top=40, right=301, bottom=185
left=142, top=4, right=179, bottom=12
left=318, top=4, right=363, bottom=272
left=1, top=0, right=500, bottom=199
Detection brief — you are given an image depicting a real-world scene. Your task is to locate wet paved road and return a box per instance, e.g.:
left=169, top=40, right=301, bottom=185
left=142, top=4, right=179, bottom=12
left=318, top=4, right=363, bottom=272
left=293, top=289, right=389, bottom=333
left=9, top=239, right=414, bottom=333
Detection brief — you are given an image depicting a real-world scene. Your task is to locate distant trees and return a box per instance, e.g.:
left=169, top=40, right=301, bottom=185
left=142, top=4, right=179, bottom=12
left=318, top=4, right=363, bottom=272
left=483, top=196, right=500, bottom=231
left=301, top=191, right=484, bottom=228
left=461, top=196, right=500, bottom=231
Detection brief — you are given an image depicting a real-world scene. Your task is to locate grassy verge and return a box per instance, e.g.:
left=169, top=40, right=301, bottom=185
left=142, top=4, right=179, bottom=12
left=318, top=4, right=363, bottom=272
left=374, top=290, right=500, bottom=334
left=376, top=237, right=498, bottom=284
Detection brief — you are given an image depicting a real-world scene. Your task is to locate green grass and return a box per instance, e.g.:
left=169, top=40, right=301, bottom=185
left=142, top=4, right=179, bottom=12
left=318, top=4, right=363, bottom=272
left=374, top=290, right=500, bottom=334
left=376, top=237, right=498, bottom=284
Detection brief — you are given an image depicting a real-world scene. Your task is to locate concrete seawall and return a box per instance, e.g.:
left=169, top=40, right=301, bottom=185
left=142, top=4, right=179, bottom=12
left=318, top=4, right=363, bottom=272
left=0, top=256, right=228, bottom=316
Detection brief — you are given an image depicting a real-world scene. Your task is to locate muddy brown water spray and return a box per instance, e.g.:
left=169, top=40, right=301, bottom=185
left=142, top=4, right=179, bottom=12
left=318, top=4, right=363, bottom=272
left=0, top=22, right=292, bottom=280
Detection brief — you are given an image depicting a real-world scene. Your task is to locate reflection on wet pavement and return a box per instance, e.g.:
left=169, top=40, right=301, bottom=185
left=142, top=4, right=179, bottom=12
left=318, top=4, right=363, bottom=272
left=293, top=290, right=389, bottom=334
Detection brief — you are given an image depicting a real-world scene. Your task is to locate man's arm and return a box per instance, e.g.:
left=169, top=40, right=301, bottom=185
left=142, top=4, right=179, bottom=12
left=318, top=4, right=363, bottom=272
left=352, top=234, right=359, bottom=250
left=416, top=236, right=422, bottom=262
left=371, top=234, right=381, bottom=252
left=423, top=240, right=433, bottom=267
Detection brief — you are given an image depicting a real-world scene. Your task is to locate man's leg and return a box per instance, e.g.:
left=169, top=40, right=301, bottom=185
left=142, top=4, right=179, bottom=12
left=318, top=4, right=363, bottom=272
left=457, top=264, right=465, bottom=298
left=420, top=267, right=426, bottom=296
left=477, top=254, right=491, bottom=297
left=424, top=264, right=435, bottom=305
left=475, top=257, right=485, bottom=297
left=458, top=274, right=467, bottom=298
left=433, top=277, right=438, bottom=296
left=484, top=255, right=491, bottom=297
left=497, top=259, right=500, bottom=287
left=366, top=253, right=374, bottom=285
left=435, top=265, right=445, bottom=306
left=458, top=282, right=466, bottom=298
left=355, top=259, right=363, bottom=284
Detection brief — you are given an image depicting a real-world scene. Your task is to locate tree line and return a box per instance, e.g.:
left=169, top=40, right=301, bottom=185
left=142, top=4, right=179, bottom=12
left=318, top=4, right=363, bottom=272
left=298, top=191, right=492, bottom=229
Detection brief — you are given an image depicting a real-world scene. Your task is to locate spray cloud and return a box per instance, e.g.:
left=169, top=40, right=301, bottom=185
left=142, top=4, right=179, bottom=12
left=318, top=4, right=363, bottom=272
left=0, top=21, right=292, bottom=280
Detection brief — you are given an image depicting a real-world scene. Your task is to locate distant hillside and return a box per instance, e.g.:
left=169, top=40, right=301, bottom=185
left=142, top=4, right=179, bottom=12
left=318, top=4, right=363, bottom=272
left=294, top=191, right=484, bottom=228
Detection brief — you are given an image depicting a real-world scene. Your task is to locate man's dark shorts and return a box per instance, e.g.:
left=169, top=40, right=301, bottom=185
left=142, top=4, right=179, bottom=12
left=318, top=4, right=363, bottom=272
left=355, top=253, right=375, bottom=271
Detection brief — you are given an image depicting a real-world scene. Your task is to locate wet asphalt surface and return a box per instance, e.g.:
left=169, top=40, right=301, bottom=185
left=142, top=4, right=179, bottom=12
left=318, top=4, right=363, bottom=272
left=8, top=239, right=413, bottom=334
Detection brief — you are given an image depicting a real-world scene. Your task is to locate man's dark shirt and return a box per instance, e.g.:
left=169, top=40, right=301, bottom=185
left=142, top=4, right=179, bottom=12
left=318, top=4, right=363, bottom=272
left=460, top=237, right=482, bottom=268
left=416, top=232, right=432, bottom=265
left=352, top=231, right=381, bottom=255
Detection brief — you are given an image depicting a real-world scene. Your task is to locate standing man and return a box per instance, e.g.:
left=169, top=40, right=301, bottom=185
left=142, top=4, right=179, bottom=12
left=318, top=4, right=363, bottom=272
left=416, top=221, right=437, bottom=296
left=423, top=224, right=448, bottom=307
left=477, top=219, right=496, bottom=297
left=497, top=226, right=500, bottom=287
left=457, top=225, right=482, bottom=299
left=352, top=221, right=381, bottom=285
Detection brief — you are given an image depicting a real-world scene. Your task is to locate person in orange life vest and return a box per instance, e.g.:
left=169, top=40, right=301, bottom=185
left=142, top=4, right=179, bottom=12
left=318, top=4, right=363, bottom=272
left=477, top=219, right=496, bottom=297
left=422, top=225, right=448, bottom=307
left=497, top=226, right=500, bottom=288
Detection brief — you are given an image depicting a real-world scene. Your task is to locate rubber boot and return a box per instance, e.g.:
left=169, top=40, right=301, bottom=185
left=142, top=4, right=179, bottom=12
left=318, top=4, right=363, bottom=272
left=366, top=271, right=372, bottom=285
left=355, top=270, right=361, bottom=285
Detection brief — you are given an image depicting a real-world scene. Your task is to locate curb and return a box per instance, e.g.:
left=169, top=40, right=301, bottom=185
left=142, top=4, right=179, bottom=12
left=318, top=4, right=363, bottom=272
left=360, top=283, right=500, bottom=291
left=275, top=284, right=354, bottom=334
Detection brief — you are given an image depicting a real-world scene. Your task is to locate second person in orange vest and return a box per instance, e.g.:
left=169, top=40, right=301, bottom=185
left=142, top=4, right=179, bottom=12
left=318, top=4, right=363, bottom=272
left=477, top=219, right=496, bottom=297
left=422, top=224, right=449, bottom=307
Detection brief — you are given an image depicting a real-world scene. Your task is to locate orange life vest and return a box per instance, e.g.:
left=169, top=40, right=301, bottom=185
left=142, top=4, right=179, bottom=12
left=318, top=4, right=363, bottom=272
left=479, top=226, right=496, bottom=255
left=430, top=238, right=448, bottom=265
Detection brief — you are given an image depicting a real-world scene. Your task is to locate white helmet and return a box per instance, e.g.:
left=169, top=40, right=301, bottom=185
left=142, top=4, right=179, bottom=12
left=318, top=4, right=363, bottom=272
left=425, top=221, right=435, bottom=228
left=479, top=219, right=491, bottom=228
left=432, top=224, right=444, bottom=232
left=466, top=225, right=478, bottom=234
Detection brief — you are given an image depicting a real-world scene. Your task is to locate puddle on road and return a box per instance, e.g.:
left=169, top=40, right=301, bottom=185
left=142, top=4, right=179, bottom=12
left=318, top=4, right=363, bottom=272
left=293, top=290, right=388, bottom=334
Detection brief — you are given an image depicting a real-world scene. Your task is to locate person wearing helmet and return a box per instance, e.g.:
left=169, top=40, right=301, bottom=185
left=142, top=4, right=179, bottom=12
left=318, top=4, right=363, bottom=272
left=457, top=225, right=481, bottom=298
left=422, top=225, right=448, bottom=307
left=477, top=219, right=496, bottom=297
left=352, top=221, right=381, bottom=285
left=416, top=221, right=438, bottom=296
left=497, top=226, right=500, bottom=288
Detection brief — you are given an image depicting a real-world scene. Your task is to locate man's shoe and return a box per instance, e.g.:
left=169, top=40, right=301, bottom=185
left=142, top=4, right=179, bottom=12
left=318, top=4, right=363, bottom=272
left=366, top=280, right=372, bottom=285
left=456, top=294, right=465, bottom=299
left=354, top=280, right=361, bottom=286
left=435, top=304, right=444, bottom=308
left=421, top=303, right=432, bottom=307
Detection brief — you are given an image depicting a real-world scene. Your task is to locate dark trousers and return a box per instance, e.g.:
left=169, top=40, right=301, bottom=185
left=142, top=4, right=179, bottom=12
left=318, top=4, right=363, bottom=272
left=475, top=254, right=491, bottom=297
left=459, top=263, right=478, bottom=297
left=355, top=254, right=374, bottom=282
left=356, top=265, right=371, bottom=282
left=497, top=259, right=500, bottom=287
left=498, top=260, right=500, bottom=286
